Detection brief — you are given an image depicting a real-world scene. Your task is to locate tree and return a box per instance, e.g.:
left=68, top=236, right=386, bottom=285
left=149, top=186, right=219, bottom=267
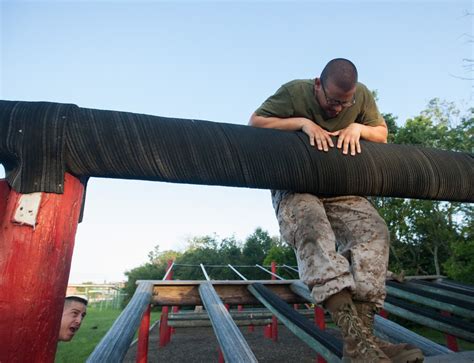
left=374, top=101, right=473, bottom=280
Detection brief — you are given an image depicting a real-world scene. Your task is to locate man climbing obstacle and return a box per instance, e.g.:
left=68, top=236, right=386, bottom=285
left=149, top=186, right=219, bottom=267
left=249, top=58, right=424, bottom=363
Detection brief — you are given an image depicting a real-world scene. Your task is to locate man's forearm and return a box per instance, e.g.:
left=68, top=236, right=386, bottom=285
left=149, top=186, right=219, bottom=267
left=360, top=124, right=388, bottom=143
left=248, top=113, right=307, bottom=131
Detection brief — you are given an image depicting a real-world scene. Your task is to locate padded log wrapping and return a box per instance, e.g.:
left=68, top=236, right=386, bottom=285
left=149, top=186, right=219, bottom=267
left=0, top=100, right=473, bottom=202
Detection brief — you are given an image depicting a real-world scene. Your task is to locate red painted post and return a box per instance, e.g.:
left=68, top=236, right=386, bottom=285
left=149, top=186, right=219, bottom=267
left=264, top=324, right=272, bottom=338
left=441, top=311, right=459, bottom=351
left=159, top=260, right=173, bottom=347
left=136, top=304, right=151, bottom=363
left=171, top=306, right=179, bottom=335
left=271, top=261, right=278, bottom=341
left=315, top=306, right=327, bottom=363
left=238, top=305, right=243, bottom=312
left=0, top=174, right=84, bottom=363
left=218, top=348, right=225, bottom=363
left=379, top=309, right=389, bottom=319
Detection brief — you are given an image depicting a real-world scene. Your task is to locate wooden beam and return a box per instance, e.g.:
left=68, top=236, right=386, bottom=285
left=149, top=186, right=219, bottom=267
left=146, top=280, right=307, bottom=306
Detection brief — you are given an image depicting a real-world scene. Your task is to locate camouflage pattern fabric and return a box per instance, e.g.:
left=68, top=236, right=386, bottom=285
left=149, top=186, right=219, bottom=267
left=272, top=191, right=389, bottom=307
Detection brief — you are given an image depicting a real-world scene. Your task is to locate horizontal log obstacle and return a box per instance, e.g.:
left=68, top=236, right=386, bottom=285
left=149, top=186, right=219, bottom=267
left=146, top=279, right=308, bottom=306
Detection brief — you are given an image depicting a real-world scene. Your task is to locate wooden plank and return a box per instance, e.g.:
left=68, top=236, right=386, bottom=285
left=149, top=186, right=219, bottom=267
left=198, top=281, right=257, bottom=363
left=150, top=280, right=307, bottom=306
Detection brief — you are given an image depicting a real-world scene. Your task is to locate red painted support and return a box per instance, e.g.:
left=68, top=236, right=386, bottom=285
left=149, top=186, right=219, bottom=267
left=264, top=324, right=272, bottom=338
left=270, top=261, right=278, bottom=341
left=238, top=305, right=243, bottom=312
left=441, top=311, right=459, bottom=351
left=218, top=348, right=225, bottom=363
left=379, top=309, right=389, bottom=318
left=171, top=306, right=179, bottom=335
left=159, top=260, right=173, bottom=347
left=136, top=304, right=151, bottom=363
left=0, top=174, right=84, bottom=363
left=315, top=306, right=327, bottom=363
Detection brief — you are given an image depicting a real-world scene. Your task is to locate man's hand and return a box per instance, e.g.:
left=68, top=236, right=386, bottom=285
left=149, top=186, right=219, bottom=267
left=301, top=119, right=334, bottom=151
left=329, top=123, right=363, bottom=156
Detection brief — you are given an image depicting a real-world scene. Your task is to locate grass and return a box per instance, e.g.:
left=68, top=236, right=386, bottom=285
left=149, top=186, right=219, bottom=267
left=55, top=307, right=161, bottom=363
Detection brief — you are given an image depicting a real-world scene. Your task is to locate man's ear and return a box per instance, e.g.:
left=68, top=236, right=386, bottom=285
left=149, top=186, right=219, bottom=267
left=314, top=78, right=322, bottom=90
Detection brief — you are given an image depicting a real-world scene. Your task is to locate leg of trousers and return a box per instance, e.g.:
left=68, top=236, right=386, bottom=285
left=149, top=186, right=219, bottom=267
left=273, top=191, right=389, bottom=307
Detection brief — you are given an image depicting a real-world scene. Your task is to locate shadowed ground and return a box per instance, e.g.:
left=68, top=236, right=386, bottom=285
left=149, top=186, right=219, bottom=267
left=124, top=323, right=318, bottom=362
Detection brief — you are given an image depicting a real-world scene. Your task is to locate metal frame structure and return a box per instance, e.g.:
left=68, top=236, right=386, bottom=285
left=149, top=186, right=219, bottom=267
left=87, top=263, right=474, bottom=363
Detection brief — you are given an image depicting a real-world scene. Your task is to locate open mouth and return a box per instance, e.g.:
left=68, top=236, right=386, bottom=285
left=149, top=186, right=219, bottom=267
left=69, top=327, right=78, bottom=334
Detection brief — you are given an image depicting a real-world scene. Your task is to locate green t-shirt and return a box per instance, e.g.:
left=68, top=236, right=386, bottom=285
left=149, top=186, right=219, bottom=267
left=255, top=79, right=384, bottom=132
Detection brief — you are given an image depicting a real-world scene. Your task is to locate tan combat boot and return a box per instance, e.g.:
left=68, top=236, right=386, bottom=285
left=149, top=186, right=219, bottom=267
left=325, top=290, right=391, bottom=363
left=354, top=301, right=424, bottom=363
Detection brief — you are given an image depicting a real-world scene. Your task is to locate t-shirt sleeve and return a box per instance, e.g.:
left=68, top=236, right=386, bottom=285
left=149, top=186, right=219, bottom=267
left=254, top=86, right=294, bottom=118
left=357, top=86, right=385, bottom=127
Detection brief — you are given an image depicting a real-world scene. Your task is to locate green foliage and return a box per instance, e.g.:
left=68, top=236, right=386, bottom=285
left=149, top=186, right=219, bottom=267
left=123, top=228, right=295, bottom=299
left=374, top=100, right=473, bottom=282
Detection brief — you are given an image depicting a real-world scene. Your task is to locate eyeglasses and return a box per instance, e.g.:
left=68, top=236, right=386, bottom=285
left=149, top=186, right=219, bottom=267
left=320, top=79, right=356, bottom=108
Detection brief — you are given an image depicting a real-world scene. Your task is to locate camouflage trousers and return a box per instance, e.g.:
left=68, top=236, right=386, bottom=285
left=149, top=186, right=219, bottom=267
left=272, top=191, right=390, bottom=307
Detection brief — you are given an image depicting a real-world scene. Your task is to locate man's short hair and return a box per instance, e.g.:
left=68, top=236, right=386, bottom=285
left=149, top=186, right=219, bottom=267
left=320, top=58, right=358, bottom=92
left=65, top=295, right=88, bottom=306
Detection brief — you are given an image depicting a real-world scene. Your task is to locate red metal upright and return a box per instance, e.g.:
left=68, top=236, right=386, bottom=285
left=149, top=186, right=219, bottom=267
left=271, top=261, right=279, bottom=341
left=315, top=306, right=327, bottom=363
left=136, top=304, right=151, bottom=363
left=159, top=260, right=173, bottom=347
left=441, top=311, right=459, bottom=351
left=0, top=174, right=84, bottom=363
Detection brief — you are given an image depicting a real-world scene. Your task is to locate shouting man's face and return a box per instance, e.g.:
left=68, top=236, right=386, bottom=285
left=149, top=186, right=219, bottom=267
left=58, top=300, right=87, bottom=342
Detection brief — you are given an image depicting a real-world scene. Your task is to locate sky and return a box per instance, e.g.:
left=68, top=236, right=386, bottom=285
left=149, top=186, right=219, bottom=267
left=1, top=0, right=472, bottom=283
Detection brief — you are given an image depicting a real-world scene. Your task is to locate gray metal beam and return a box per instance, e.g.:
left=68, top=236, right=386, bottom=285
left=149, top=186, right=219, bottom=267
left=87, top=282, right=153, bottom=363
left=383, top=301, right=474, bottom=342
left=248, top=283, right=342, bottom=363
left=290, top=281, right=454, bottom=356
left=198, top=281, right=257, bottom=363
left=386, top=285, right=474, bottom=319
